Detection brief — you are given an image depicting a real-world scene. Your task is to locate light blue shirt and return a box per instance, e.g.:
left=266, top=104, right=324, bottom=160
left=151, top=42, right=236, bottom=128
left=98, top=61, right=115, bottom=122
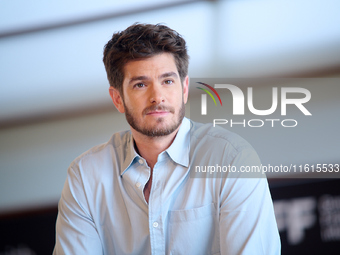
left=53, top=117, right=280, bottom=255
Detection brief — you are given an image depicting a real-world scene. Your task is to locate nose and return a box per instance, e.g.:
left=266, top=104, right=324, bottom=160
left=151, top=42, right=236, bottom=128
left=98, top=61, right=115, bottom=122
left=149, top=84, right=165, bottom=104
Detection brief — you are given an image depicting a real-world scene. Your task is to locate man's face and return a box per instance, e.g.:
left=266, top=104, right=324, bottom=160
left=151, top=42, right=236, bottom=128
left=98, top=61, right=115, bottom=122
left=109, top=53, right=189, bottom=137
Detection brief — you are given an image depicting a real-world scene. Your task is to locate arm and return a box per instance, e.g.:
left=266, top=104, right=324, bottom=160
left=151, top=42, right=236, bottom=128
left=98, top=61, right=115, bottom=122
left=219, top=148, right=281, bottom=255
left=53, top=165, right=103, bottom=254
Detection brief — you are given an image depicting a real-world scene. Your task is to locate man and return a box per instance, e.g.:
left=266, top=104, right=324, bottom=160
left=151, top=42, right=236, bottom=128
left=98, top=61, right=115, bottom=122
left=53, top=23, right=280, bottom=254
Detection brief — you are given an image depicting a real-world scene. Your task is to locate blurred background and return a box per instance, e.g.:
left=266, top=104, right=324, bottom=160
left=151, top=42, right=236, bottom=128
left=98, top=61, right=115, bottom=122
left=0, top=0, right=339, bottom=254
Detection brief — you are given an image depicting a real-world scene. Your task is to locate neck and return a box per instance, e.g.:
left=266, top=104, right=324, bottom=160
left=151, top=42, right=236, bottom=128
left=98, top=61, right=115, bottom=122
left=131, top=126, right=180, bottom=169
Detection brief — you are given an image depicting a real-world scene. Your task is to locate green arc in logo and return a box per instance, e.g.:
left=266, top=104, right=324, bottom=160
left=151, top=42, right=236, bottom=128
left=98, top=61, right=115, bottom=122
left=196, top=87, right=217, bottom=105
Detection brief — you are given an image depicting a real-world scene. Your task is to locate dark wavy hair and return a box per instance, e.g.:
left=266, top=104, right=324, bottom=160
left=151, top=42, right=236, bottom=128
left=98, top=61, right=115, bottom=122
left=103, top=23, right=189, bottom=95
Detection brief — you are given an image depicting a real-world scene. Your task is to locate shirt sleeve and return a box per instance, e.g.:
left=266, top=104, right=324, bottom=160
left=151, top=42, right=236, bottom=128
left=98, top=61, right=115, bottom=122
left=53, top=165, right=103, bottom=255
left=219, top=148, right=281, bottom=255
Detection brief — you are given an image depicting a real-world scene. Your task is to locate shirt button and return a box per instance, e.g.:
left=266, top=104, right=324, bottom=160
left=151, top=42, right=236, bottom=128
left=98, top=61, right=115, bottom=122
left=153, top=222, right=159, bottom=228
left=135, top=182, right=141, bottom=188
left=138, top=159, right=143, bottom=165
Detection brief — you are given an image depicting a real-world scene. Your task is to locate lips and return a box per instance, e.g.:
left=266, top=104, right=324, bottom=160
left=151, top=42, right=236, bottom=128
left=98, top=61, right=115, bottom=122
left=146, top=111, right=170, bottom=118
left=147, top=110, right=168, bottom=115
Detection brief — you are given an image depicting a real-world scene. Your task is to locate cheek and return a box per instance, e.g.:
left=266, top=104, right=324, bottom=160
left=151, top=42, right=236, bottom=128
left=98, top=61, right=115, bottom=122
left=124, top=97, right=144, bottom=113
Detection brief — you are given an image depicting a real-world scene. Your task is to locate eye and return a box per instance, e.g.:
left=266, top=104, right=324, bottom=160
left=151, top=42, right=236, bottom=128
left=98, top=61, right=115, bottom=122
left=134, top=83, right=145, bottom=88
left=164, top=80, right=173, bottom=85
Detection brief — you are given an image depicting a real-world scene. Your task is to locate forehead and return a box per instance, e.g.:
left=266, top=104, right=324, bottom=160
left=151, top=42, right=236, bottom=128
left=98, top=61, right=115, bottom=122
left=123, top=53, right=178, bottom=79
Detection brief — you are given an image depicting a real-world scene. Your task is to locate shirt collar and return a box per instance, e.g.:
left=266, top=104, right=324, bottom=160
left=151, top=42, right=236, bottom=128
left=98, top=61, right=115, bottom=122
left=165, top=117, right=190, bottom=168
left=120, top=117, right=191, bottom=176
left=121, top=132, right=139, bottom=176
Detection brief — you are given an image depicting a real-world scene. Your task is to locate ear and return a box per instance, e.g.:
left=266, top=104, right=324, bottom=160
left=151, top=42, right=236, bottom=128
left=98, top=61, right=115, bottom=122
left=109, top=87, right=125, bottom=113
left=182, top=76, right=189, bottom=104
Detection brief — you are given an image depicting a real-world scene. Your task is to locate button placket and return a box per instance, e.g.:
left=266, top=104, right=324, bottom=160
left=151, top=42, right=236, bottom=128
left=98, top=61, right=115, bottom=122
left=134, top=158, right=150, bottom=203
left=148, top=162, right=166, bottom=254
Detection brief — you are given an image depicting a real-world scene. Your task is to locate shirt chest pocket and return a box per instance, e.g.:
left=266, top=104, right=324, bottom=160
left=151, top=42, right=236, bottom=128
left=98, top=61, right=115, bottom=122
left=168, top=203, right=220, bottom=255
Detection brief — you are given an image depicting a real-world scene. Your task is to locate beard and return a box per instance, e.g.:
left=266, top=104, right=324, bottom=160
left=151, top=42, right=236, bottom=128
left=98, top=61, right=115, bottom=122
left=124, top=101, right=185, bottom=137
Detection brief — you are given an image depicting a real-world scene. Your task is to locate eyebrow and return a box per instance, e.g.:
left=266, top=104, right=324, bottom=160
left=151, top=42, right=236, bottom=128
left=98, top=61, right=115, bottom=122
left=159, top=72, right=178, bottom=79
left=128, top=76, right=148, bottom=85
left=128, top=72, right=178, bottom=85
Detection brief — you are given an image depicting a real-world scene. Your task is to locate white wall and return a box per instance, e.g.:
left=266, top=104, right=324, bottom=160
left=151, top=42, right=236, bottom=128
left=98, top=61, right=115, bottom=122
left=0, top=110, right=126, bottom=212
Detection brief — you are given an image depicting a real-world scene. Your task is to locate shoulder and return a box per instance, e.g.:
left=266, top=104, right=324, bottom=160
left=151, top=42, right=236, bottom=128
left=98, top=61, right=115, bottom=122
left=70, top=130, right=131, bottom=172
left=188, top=119, right=263, bottom=178
left=189, top=119, right=253, bottom=153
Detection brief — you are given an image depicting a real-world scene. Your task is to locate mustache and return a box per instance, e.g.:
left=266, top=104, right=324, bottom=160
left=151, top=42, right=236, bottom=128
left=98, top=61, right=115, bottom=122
left=143, top=104, right=175, bottom=115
